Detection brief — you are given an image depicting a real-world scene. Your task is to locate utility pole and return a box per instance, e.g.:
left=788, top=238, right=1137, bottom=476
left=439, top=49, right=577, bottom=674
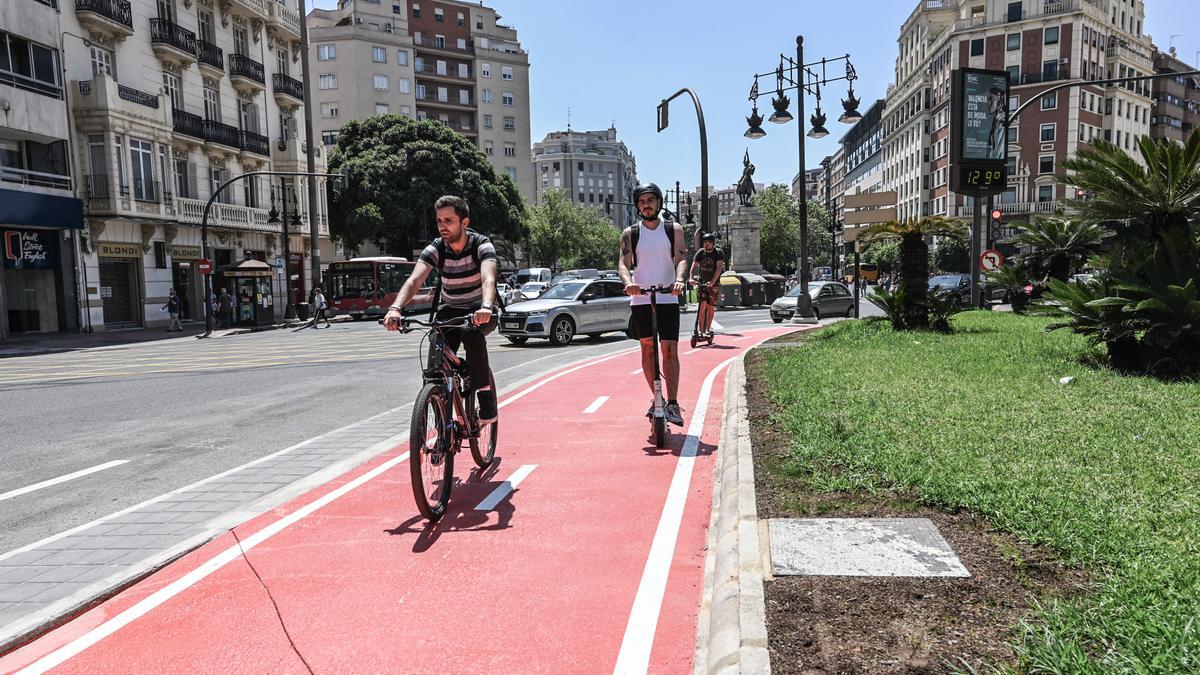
left=298, top=0, right=322, bottom=294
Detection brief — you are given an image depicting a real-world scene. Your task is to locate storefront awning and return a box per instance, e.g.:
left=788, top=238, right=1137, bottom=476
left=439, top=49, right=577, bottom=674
left=219, top=258, right=273, bottom=277
left=0, top=188, right=84, bottom=230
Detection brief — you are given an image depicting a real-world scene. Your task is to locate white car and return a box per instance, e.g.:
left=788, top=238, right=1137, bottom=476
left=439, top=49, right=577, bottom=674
left=519, top=282, right=549, bottom=300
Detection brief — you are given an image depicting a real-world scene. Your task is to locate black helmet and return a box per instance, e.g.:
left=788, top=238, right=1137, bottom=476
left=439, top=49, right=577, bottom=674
left=701, top=232, right=717, bottom=243
left=632, top=182, right=663, bottom=205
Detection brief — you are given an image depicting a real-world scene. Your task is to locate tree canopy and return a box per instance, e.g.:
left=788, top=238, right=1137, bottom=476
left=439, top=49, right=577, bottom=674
left=526, top=188, right=621, bottom=270
left=755, top=183, right=832, bottom=275
left=326, top=114, right=527, bottom=257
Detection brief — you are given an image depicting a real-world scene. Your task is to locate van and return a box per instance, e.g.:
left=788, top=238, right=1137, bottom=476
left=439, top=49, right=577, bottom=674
left=513, top=267, right=551, bottom=285
left=564, top=268, right=599, bottom=279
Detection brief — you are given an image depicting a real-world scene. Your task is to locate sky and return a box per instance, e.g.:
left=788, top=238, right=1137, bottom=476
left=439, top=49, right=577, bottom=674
left=310, top=0, right=1199, bottom=191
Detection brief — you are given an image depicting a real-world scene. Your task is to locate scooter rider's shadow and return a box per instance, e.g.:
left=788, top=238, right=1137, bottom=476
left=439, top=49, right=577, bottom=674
left=641, top=436, right=718, bottom=459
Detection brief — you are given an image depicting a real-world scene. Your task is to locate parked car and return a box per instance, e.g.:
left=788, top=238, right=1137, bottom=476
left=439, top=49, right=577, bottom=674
left=928, top=274, right=1008, bottom=305
left=519, top=282, right=549, bottom=300
left=769, top=281, right=855, bottom=322
left=500, top=278, right=632, bottom=346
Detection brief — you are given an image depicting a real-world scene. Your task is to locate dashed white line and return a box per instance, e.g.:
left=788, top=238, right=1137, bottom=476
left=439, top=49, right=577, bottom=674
left=474, top=464, right=538, bottom=511
left=583, top=396, right=610, bottom=414
left=630, top=368, right=643, bottom=375
left=0, top=461, right=130, bottom=503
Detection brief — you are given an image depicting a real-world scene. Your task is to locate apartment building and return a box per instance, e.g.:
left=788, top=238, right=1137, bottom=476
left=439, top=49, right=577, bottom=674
left=883, top=0, right=1154, bottom=225
left=531, top=127, right=638, bottom=229
left=306, top=0, right=533, bottom=202
left=0, top=0, right=85, bottom=339
left=790, top=167, right=821, bottom=201
left=1149, top=47, right=1200, bottom=144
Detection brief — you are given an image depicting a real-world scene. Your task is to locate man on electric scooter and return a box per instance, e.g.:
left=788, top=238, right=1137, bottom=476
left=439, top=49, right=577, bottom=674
left=690, top=232, right=725, bottom=341
left=618, top=183, right=688, bottom=427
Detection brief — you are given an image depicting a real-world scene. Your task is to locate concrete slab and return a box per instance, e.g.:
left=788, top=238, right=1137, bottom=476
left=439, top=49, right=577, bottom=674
left=768, top=518, right=970, bottom=578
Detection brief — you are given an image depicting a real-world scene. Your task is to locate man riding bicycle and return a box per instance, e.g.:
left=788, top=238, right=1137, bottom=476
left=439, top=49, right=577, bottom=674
left=690, top=232, right=725, bottom=338
left=618, top=182, right=689, bottom=427
left=384, top=195, right=499, bottom=423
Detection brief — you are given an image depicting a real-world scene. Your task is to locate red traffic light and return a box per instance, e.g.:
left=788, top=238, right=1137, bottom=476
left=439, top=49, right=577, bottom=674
left=1075, top=189, right=1086, bottom=198
left=990, top=209, right=1002, bottom=220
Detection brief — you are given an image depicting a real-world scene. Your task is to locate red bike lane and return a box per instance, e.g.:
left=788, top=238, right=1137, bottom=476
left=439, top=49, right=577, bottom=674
left=2, top=325, right=802, bottom=675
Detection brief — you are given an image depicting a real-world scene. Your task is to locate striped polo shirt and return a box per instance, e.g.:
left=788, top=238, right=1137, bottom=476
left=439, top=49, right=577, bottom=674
left=418, top=230, right=497, bottom=310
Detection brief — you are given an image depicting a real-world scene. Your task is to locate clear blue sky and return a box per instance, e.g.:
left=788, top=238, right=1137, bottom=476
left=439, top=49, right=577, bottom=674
left=311, top=0, right=1197, bottom=190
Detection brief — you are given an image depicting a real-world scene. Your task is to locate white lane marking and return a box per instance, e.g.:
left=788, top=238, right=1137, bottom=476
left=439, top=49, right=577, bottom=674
left=498, top=347, right=635, bottom=410
left=0, top=461, right=130, bottom=503
left=613, top=353, right=739, bottom=675
left=18, top=449, right=411, bottom=675
left=474, top=464, right=538, bottom=511
left=710, top=319, right=723, bottom=331
left=583, top=396, right=610, bottom=414
left=630, top=368, right=643, bottom=375
left=733, top=335, right=752, bottom=341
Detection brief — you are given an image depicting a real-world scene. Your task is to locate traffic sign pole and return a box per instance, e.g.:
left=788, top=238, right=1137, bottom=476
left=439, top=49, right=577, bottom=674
left=970, top=199, right=983, bottom=308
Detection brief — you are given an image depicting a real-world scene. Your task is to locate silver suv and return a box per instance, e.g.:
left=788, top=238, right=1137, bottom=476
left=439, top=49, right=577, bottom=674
left=499, top=279, right=632, bottom=346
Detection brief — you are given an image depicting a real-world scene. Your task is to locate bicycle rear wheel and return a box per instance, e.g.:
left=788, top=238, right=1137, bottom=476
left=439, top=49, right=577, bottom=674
left=410, top=383, right=454, bottom=520
left=468, top=370, right=498, bottom=468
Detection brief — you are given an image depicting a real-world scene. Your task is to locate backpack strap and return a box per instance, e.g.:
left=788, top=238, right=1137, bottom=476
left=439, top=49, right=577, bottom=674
left=626, top=220, right=678, bottom=270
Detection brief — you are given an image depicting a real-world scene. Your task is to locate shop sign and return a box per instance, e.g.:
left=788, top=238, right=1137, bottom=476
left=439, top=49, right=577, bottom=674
left=169, top=245, right=202, bottom=260
left=2, top=228, right=57, bottom=270
left=98, top=242, right=142, bottom=258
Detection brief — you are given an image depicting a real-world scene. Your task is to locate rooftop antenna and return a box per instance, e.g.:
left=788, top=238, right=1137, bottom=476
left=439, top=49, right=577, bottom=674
left=567, top=106, right=572, bottom=132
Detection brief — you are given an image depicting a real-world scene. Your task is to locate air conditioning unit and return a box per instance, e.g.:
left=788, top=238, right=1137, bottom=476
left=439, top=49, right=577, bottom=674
left=385, top=23, right=393, bottom=32
left=1059, top=57, right=1069, bottom=64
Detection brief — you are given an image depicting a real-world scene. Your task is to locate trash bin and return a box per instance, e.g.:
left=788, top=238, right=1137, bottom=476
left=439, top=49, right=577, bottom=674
left=297, top=302, right=311, bottom=321
left=718, top=274, right=743, bottom=307
left=737, top=273, right=768, bottom=306
left=761, top=274, right=785, bottom=302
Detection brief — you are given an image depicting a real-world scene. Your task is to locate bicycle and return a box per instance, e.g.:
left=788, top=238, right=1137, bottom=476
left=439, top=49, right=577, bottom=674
left=398, top=315, right=498, bottom=520
left=638, top=285, right=675, bottom=449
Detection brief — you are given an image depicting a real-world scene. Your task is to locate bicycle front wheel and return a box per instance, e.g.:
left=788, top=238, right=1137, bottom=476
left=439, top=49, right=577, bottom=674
left=410, top=383, right=454, bottom=520
left=468, top=370, right=498, bottom=469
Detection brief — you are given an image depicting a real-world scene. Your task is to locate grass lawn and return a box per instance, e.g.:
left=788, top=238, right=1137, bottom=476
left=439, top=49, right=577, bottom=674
left=757, top=312, right=1200, bottom=673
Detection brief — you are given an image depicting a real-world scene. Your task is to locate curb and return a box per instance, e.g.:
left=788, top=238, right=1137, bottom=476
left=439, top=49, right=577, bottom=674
left=694, top=351, right=771, bottom=674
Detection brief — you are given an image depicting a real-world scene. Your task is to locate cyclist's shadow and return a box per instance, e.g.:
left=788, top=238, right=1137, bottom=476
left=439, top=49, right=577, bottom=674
left=641, top=435, right=718, bottom=459
left=385, top=459, right=517, bottom=553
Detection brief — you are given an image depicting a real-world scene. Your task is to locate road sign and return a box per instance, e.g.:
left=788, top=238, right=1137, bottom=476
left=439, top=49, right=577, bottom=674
left=275, top=256, right=284, bottom=268
left=980, top=248, right=1004, bottom=272
left=197, top=258, right=213, bottom=275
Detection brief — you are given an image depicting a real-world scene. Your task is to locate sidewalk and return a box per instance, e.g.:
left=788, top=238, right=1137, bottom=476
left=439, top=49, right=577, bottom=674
left=0, top=325, right=801, bottom=673
left=0, top=319, right=328, bottom=359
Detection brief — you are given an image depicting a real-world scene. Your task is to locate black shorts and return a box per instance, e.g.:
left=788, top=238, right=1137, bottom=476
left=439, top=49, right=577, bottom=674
left=630, top=302, right=680, bottom=342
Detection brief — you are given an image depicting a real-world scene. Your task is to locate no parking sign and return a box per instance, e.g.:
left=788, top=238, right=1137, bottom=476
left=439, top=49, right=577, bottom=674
left=980, top=249, right=1004, bottom=272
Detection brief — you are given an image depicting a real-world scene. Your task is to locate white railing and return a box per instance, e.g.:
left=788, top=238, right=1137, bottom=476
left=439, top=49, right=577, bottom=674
left=232, top=0, right=267, bottom=16
left=177, top=197, right=274, bottom=232
left=269, top=0, right=300, bottom=35
left=952, top=201, right=1061, bottom=217
left=0, top=166, right=72, bottom=190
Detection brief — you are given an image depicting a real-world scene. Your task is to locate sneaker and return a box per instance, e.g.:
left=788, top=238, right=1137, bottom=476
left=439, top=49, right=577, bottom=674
left=477, top=389, right=497, bottom=425
left=645, top=401, right=656, bottom=418
left=664, top=401, right=685, bottom=427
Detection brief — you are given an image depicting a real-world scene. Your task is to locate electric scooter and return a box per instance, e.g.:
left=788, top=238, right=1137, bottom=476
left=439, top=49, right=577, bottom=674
left=689, top=281, right=716, bottom=349
left=641, top=285, right=673, bottom=448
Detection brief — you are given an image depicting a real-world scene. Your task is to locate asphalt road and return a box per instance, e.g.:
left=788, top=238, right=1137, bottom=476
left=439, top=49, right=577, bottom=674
left=0, top=304, right=857, bottom=555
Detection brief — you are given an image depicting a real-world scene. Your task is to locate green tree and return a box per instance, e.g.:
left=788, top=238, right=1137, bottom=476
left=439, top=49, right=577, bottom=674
left=568, top=207, right=621, bottom=270
left=755, top=184, right=832, bottom=276
left=932, top=236, right=970, bottom=273
left=1012, top=216, right=1111, bottom=281
left=861, top=217, right=967, bottom=329
left=526, top=189, right=579, bottom=268
left=861, top=240, right=900, bottom=276
left=326, top=114, right=526, bottom=256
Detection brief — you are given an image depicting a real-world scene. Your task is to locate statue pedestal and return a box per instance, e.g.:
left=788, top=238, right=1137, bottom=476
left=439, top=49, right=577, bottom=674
left=728, top=204, right=764, bottom=274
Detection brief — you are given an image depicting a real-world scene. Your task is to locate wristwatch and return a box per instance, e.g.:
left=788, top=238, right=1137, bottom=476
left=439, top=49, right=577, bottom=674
left=480, top=303, right=495, bottom=312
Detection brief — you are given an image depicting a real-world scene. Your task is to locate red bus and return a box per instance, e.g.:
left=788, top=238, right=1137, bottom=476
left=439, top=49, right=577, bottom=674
left=327, top=257, right=437, bottom=320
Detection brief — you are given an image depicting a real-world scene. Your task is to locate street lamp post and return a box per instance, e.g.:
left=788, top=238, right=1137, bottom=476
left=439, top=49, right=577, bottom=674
left=744, top=36, right=861, bottom=323
left=656, top=88, right=709, bottom=249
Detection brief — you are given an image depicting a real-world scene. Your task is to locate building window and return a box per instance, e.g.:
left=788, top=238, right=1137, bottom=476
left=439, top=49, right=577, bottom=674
left=321, top=102, right=339, bottom=117
left=1043, top=60, right=1058, bottom=80
left=319, top=73, right=337, bottom=89
left=415, top=83, right=426, bottom=98
left=434, top=7, right=443, bottom=21
left=436, top=59, right=447, bottom=75
left=1040, top=123, right=1056, bottom=142
left=1044, top=26, right=1060, bottom=45
left=1041, top=91, right=1057, bottom=110
left=372, top=46, right=386, bottom=63
left=162, top=72, right=181, bottom=109
left=484, top=141, right=494, bottom=155
left=129, top=138, right=155, bottom=202
left=501, top=65, right=513, bottom=80
left=411, top=3, right=419, bottom=17
left=1007, top=126, right=1018, bottom=143
left=481, top=62, right=491, bottom=78
left=376, top=103, right=388, bottom=115
left=393, top=4, right=401, bottom=13
left=1005, top=156, right=1017, bottom=175
left=457, top=38, right=467, bottom=50
left=1038, top=184, right=1054, bottom=202
left=318, top=44, right=336, bottom=61
left=1006, top=33, right=1020, bottom=51
left=969, top=38, right=984, bottom=57
left=321, top=130, right=338, bottom=145
left=1006, top=65, right=1019, bottom=84
left=502, top=91, right=513, bottom=106
left=503, top=143, right=515, bottom=157
left=0, top=31, right=62, bottom=97
left=437, top=86, right=448, bottom=102
left=398, top=78, right=410, bottom=94
left=90, top=46, right=115, bottom=79
left=505, top=167, right=517, bottom=181
left=482, top=88, right=492, bottom=103
left=483, top=114, right=493, bottom=129
left=459, top=89, right=469, bottom=105
left=503, top=116, right=515, bottom=131
left=434, top=35, right=446, bottom=49
left=203, top=85, right=220, bottom=120
left=1039, top=155, right=1055, bottom=174
left=397, top=49, right=408, bottom=65
left=374, top=74, right=388, bottom=91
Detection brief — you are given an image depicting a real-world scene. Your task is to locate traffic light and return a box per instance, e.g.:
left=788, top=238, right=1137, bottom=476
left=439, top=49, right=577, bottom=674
left=988, top=208, right=1003, bottom=246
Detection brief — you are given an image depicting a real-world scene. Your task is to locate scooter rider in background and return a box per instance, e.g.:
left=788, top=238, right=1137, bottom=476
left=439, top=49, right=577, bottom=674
left=689, top=233, right=725, bottom=339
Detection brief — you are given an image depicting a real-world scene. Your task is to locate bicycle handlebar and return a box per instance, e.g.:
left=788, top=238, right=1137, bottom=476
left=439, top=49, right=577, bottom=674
left=379, top=315, right=474, bottom=333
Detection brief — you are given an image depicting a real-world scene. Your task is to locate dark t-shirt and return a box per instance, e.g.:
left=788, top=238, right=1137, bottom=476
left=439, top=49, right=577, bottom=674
left=693, top=248, right=725, bottom=283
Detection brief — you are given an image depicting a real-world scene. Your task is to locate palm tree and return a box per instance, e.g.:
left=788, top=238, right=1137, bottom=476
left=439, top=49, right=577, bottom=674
left=1012, top=217, right=1111, bottom=282
left=861, top=217, right=966, bottom=329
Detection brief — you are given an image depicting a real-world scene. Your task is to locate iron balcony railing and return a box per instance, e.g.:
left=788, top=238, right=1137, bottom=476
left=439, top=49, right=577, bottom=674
left=130, top=178, right=161, bottom=203
left=203, top=118, right=241, bottom=148
left=241, top=130, right=269, bottom=156
left=117, top=84, right=159, bottom=108
left=271, top=73, right=304, bottom=100
left=172, top=108, right=204, bottom=139
left=229, top=54, right=264, bottom=84
left=149, top=18, right=197, bottom=56
left=75, top=0, right=133, bottom=29
left=86, top=174, right=112, bottom=199
left=412, top=35, right=473, bottom=54
left=197, top=40, right=224, bottom=71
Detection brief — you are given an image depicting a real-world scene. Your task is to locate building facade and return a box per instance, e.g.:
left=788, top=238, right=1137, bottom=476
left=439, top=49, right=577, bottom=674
left=531, top=127, right=637, bottom=229
left=1150, top=48, right=1200, bottom=144
left=306, top=0, right=533, bottom=202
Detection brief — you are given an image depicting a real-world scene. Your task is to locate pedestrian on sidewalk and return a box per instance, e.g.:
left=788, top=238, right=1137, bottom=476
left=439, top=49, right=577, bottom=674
left=163, top=289, right=183, bottom=331
left=618, top=183, right=688, bottom=427
left=312, top=286, right=331, bottom=328
left=218, top=288, right=233, bottom=328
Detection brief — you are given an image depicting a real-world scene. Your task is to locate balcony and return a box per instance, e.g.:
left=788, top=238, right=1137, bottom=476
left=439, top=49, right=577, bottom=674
left=240, top=129, right=269, bottom=158
left=412, top=35, right=473, bottom=56
left=415, top=63, right=472, bottom=82
left=149, top=18, right=196, bottom=66
left=129, top=178, right=162, bottom=204
left=203, top=119, right=241, bottom=152
left=71, top=77, right=168, bottom=127
left=272, top=135, right=307, bottom=168
left=230, top=0, right=267, bottom=19
left=229, top=54, right=265, bottom=94
left=266, top=0, right=301, bottom=40
left=415, top=91, right=474, bottom=110
left=0, top=165, right=72, bottom=191
left=177, top=197, right=273, bottom=233
left=172, top=108, right=204, bottom=140
left=272, top=73, right=304, bottom=107
left=74, top=0, right=134, bottom=41
left=197, top=40, right=224, bottom=78
left=952, top=201, right=1059, bottom=217
left=1013, top=70, right=1072, bottom=87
